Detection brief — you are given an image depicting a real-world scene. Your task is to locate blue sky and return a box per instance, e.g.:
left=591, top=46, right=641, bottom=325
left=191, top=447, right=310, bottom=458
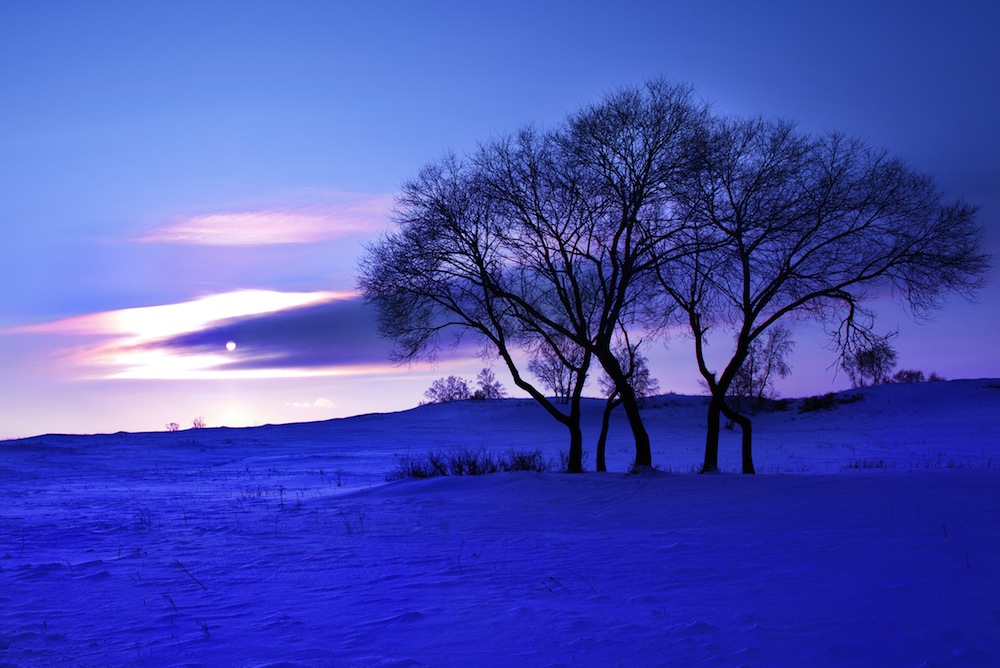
left=2, top=0, right=998, bottom=436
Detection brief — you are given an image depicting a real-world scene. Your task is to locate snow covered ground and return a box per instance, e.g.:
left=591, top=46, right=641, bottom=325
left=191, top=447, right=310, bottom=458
left=1, top=379, right=998, bottom=666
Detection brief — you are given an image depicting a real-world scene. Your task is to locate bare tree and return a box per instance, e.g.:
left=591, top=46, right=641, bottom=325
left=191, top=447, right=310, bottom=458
left=474, top=368, right=507, bottom=400
left=424, top=375, right=472, bottom=403
left=728, top=323, right=794, bottom=419
left=595, top=341, right=660, bottom=472
left=892, top=369, right=925, bottom=383
left=360, top=81, right=988, bottom=477
left=660, top=117, right=988, bottom=474
left=358, top=154, right=594, bottom=471
left=473, top=80, right=706, bottom=470
left=842, top=333, right=898, bottom=387
left=527, top=338, right=586, bottom=404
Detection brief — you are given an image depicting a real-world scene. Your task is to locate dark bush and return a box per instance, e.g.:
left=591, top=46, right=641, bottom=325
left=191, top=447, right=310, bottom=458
left=386, top=447, right=550, bottom=481
left=798, top=392, right=863, bottom=413
left=501, top=448, right=549, bottom=472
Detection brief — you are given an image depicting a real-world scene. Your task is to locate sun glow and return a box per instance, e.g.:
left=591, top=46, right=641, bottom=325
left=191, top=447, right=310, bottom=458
left=12, top=289, right=351, bottom=339
left=7, top=289, right=376, bottom=380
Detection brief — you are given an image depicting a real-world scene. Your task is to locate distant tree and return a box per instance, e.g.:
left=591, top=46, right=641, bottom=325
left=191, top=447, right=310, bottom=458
left=473, top=368, right=508, bottom=400
left=928, top=372, right=946, bottom=382
left=166, top=422, right=180, bottom=432
left=192, top=417, right=206, bottom=429
left=527, top=341, right=586, bottom=405
left=595, top=343, right=659, bottom=472
left=423, top=376, right=472, bottom=403
left=892, top=369, right=925, bottom=384
left=728, top=324, right=794, bottom=420
left=842, top=333, right=898, bottom=387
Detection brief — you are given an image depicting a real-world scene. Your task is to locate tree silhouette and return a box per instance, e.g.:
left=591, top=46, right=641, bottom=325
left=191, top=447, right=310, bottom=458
left=659, top=118, right=988, bottom=473
left=360, top=80, right=988, bottom=475
left=842, top=334, right=898, bottom=387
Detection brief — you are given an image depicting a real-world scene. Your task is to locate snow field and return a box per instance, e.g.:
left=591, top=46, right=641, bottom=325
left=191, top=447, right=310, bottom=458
left=1, top=379, right=998, bottom=666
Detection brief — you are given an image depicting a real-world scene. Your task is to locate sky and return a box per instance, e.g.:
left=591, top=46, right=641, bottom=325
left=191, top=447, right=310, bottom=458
left=1, top=0, right=998, bottom=437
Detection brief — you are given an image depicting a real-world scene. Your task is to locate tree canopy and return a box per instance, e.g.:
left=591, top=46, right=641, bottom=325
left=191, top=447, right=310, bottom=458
left=358, top=79, right=989, bottom=473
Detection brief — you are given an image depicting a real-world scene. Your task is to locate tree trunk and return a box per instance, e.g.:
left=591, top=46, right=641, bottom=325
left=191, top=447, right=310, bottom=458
left=594, top=349, right=652, bottom=470
left=701, top=395, right=722, bottom=473
left=618, top=387, right=651, bottom=470
left=720, top=401, right=755, bottom=474
left=564, top=353, right=592, bottom=473
left=567, top=414, right=584, bottom=473
left=496, top=342, right=587, bottom=472
left=596, top=396, right=621, bottom=473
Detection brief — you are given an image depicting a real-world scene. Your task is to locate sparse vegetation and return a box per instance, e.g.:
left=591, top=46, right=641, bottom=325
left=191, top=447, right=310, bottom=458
left=339, top=509, right=366, bottom=535
left=423, top=370, right=509, bottom=403
left=842, top=333, right=898, bottom=387
left=473, top=368, right=507, bottom=400
left=727, top=324, right=795, bottom=415
left=557, top=449, right=591, bottom=473
left=423, top=376, right=472, bottom=404
left=892, top=369, right=925, bottom=383
left=386, top=447, right=550, bottom=481
left=845, top=458, right=895, bottom=470
left=799, top=392, right=864, bottom=413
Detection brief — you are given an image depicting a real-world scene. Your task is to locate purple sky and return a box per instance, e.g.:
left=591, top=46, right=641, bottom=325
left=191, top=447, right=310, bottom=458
left=2, top=1, right=998, bottom=437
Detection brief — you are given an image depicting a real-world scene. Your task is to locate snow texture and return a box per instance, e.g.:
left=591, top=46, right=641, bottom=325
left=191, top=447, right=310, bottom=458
left=1, top=379, right=999, bottom=666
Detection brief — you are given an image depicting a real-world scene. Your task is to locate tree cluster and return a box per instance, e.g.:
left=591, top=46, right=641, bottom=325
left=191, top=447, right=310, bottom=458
left=359, top=79, right=988, bottom=474
left=423, top=369, right=509, bottom=404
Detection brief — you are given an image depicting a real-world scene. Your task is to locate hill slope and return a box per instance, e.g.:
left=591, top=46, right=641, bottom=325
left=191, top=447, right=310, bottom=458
left=1, top=379, right=998, bottom=666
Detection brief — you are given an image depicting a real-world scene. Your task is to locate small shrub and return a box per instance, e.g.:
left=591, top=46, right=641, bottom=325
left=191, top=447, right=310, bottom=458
left=892, top=369, right=925, bottom=383
left=340, top=509, right=366, bottom=535
left=756, top=397, right=793, bottom=413
left=192, top=417, right=207, bottom=429
left=556, top=449, right=590, bottom=473
left=447, top=447, right=499, bottom=476
left=799, top=392, right=863, bottom=413
left=799, top=393, right=836, bottom=412
left=386, top=447, right=550, bottom=481
left=845, top=458, right=894, bottom=470
left=385, top=452, right=447, bottom=480
left=501, top=448, right=548, bottom=472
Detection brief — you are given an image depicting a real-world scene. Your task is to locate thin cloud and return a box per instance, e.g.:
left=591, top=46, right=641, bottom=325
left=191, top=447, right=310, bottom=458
left=114, top=295, right=484, bottom=380
left=5, top=289, right=405, bottom=380
left=6, top=289, right=486, bottom=381
left=134, top=195, right=394, bottom=246
left=286, top=398, right=336, bottom=409
left=10, top=289, right=352, bottom=339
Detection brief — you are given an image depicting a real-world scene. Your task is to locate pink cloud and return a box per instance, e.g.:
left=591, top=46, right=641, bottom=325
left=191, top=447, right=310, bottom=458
left=134, top=194, right=395, bottom=246
left=10, top=289, right=354, bottom=339
left=4, top=290, right=401, bottom=380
